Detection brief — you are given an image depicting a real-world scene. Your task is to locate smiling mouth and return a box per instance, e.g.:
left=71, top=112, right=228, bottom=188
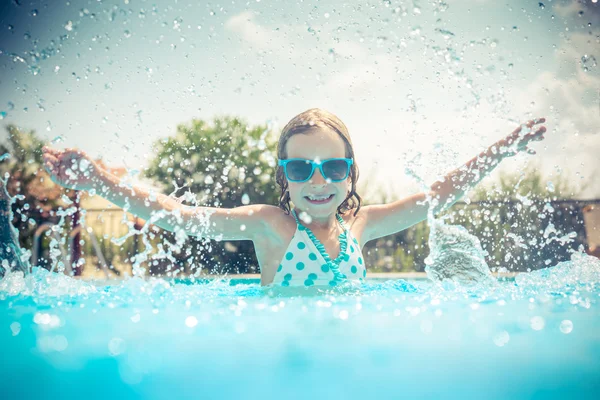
left=304, top=194, right=334, bottom=204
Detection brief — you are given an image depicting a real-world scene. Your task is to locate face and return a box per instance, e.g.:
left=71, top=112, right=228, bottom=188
left=284, top=127, right=351, bottom=219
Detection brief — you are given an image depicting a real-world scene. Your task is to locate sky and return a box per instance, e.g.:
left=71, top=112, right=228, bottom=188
left=0, top=0, right=599, bottom=201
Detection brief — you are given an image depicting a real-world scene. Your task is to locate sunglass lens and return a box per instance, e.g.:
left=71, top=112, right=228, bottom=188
left=322, top=160, right=349, bottom=181
left=286, top=160, right=312, bottom=181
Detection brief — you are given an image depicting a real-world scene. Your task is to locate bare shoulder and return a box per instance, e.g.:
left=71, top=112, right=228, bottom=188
left=339, top=207, right=369, bottom=248
left=251, top=205, right=297, bottom=244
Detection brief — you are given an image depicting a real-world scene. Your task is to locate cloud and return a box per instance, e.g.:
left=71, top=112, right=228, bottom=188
left=514, top=32, right=599, bottom=137
left=323, top=54, right=398, bottom=91
left=507, top=30, right=600, bottom=197
left=553, top=0, right=600, bottom=25
left=224, top=11, right=289, bottom=53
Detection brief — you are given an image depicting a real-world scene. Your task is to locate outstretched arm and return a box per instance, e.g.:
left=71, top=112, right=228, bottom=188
left=361, top=118, right=547, bottom=243
left=42, top=147, right=276, bottom=241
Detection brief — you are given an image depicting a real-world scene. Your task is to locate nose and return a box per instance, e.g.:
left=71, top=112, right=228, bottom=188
left=309, top=167, right=327, bottom=185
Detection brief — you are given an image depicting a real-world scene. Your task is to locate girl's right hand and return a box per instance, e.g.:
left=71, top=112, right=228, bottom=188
left=42, top=146, right=100, bottom=191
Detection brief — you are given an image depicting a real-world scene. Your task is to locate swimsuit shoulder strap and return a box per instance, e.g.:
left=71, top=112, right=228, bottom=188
left=335, top=213, right=349, bottom=232
left=290, top=209, right=301, bottom=225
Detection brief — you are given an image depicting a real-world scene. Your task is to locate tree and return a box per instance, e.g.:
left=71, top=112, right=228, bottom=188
left=144, top=116, right=279, bottom=275
left=470, top=164, right=584, bottom=202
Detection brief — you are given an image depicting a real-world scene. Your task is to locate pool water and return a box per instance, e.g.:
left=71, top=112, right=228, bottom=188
left=1, top=253, right=599, bottom=399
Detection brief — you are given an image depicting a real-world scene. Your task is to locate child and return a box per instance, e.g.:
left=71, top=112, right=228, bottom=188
left=36, top=108, right=546, bottom=286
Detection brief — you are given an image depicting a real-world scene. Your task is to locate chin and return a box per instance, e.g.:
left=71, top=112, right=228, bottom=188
left=302, top=200, right=340, bottom=217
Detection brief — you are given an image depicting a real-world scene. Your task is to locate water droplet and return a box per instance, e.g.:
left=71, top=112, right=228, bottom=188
left=10, top=322, right=21, bottom=336
left=493, top=330, right=510, bottom=347
left=299, top=211, right=312, bottom=224
left=51, top=135, right=64, bottom=144
left=530, top=316, right=545, bottom=330
left=7, top=102, right=14, bottom=111
left=241, top=193, right=250, bottom=205
left=78, top=159, right=90, bottom=172
left=108, top=337, right=126, bottom=356
left=0, top=111, right=6, bottom=120
left=65, top=21, right=73, bottom=31
left=185, top=316, right=198, bottom=327
left=124, top=30, right=131, bottom=38
left=31, top=9, right=38, bottom=16
left=581, top=54, right=597, bottom=72
left=538, top=2, right=545, bottom=9
left=328, top=48, right=337, bottom=61
left=559, top=320, right=573, bottom=334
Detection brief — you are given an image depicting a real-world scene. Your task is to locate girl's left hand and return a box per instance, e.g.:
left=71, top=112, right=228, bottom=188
left=500, top=117, right=547, bottom=157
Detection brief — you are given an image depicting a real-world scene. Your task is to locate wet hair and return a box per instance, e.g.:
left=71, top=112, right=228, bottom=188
left=275, top=108, right=362, bottom=216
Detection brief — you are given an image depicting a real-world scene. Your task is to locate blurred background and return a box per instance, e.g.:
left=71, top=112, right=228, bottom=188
left=0, top=0, right=598, bottom=277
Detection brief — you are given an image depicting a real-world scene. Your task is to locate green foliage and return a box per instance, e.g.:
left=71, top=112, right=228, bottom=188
left=471, top=164, right=583, bottom=201
left=445, top=166, right=586, bottom=272
left=144, top=116, right=279, bottom=274
left=364, top=220, right=429, bottom=273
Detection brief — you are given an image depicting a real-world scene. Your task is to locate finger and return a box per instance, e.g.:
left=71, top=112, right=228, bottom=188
left=65, top=147, right=82, bottom=155
left=528, top=117, right=545, bottom=127
left=512, top=122, right=534, bottom=136
left=43, top=162, right=56, bottom=175
left=525, top=126, right=546, bottom=139
left=43, top=153, right=59, bottom=164
left=43, top=146, right=60, bottom=156
left=534, top=117, right=546, bottom=124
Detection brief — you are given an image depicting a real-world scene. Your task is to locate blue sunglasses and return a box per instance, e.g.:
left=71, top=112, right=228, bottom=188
left=278, top=158, right=353, bottom=183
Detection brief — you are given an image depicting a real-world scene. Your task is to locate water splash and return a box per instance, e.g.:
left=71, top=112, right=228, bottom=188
left=405, top=154, right=495, bottom=286
left=515, top=252, right=600, bottom=291
left=0, top=178, right=31, bottom=276
left=425, top=219, right=495, bottom=285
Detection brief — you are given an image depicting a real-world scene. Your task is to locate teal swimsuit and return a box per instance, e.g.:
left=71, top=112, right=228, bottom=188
left=271, top=209, right=367, bottom=287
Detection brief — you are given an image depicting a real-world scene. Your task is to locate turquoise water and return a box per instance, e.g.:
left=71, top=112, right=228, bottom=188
left=1, top=254, right=599, bottom=399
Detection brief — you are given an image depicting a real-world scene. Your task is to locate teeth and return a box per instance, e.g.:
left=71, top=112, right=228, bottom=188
left=307, top=195, right=331, bottom=201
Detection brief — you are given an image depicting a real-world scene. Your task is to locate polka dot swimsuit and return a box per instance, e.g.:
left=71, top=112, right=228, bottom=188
left=271, top=209, right=367, bottom=287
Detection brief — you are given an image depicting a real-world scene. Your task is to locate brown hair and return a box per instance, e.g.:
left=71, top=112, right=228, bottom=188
left=276, top=108, right=362, bottom=216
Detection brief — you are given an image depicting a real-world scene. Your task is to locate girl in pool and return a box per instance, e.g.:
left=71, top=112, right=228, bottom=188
left=20, top=109, right=545, bottom=286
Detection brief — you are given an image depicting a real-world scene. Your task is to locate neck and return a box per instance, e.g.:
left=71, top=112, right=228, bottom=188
left=294, top=208, right=338, bottom=231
